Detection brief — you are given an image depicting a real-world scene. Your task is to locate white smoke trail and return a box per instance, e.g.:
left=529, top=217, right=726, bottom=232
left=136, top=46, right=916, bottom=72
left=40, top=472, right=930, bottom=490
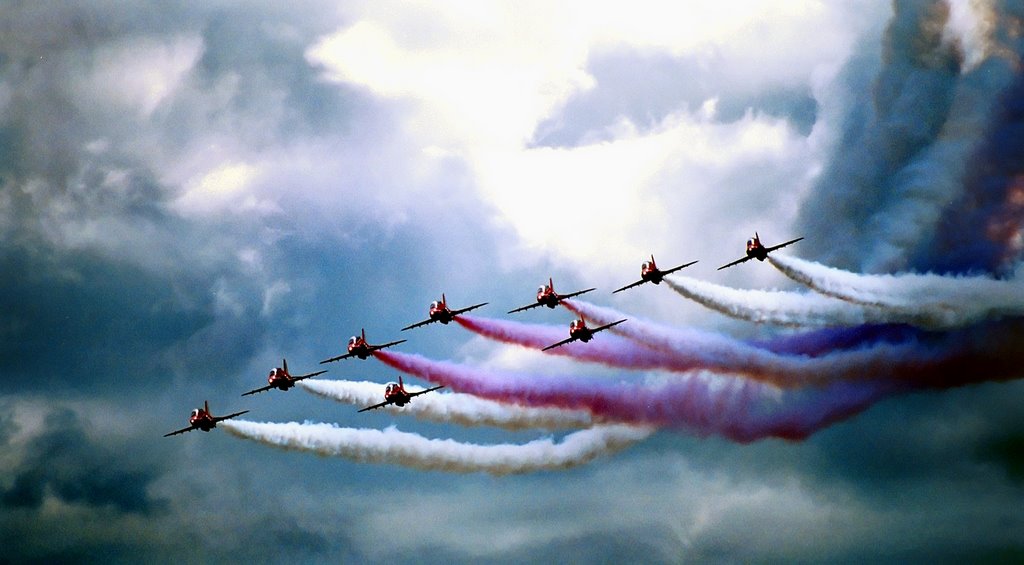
left=222, top=420, right=654, bottom=475
left=769, top=254, right=1024, bottom=328
left=663, top=274, right=886, bottom=327
left=298, top=379, right=598, bottom=430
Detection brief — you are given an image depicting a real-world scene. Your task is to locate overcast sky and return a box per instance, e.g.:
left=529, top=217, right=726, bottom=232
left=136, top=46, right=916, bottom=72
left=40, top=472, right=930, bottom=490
left=3, top=1, right=1024, bottom=562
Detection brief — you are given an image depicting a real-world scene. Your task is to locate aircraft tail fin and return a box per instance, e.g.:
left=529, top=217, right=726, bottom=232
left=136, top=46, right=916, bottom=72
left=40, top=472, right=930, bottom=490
left=204, top=400, right=210, bottom=414
left=398, top=375, right=405, bottom=391
left=441, top=293, right=446, bottom=306
left=283, top=358, right=288, bottom=373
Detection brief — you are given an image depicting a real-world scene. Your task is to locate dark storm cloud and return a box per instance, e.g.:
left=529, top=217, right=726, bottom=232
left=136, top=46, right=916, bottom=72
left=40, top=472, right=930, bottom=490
left=0, top=408, right=167, bottom=514
left=0, top=1, right=364, bottom=395
left=795, top=0, right=960, bottom=269
left=794, top=0, right=1024, bottom=273
left=0, top=248, right=220, bottom=394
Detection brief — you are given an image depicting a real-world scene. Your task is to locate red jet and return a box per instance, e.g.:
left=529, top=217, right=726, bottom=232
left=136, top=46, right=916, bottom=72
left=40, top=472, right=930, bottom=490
left=508, top=278, right=596, bottom=313
left=613, top=255, right=698, bottom=293
left=163, top=401, right=249, bottom=437
left=320, top=329, right=406, bottom=364
left=541, top=317, right=627, bottom=351
left=401, top=293, right=488, bottom=331
left=242, top=358, right=327, bottom=396
left=717, top=232, right=804, bottom=270
left=358, top=376, right=445, bottom=412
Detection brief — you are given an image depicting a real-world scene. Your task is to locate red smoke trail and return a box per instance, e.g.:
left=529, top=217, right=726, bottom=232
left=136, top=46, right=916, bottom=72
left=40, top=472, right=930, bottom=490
left=455, top=315, right=680, bottom=368
left=374, top=350, right=897, bottom=442
left=460, top=308, right=944, bottom=389
left=560, top=300, right=1024, bottom=390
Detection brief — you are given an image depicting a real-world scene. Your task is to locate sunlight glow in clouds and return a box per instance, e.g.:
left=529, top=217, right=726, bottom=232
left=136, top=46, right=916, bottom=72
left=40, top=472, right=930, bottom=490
left=305, top=1, right=859, bottom=269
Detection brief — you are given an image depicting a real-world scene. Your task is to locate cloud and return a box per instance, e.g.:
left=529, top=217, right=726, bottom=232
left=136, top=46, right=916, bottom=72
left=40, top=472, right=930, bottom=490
left=0, top=408, right=167, bottom=514
left=2, top=1, right=1023, bottom=562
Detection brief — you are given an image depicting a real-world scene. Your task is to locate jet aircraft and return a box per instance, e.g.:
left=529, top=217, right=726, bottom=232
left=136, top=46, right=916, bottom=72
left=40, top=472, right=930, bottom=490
left=320, top=329, right=406, bottom=364
left=401, top=293, right=488, bottom=331
left=242, top=358, right=327, bottom=396
left=508, top=278, right=595, bottom=313
left=358, top=376, right=445, bottom=412
left=717, top=233, right=804, bottom=270
left=541, top=318, right=627, bottom=351
left=613, top=255, right=698, bottom=293
left=163, top=401, right=249, bottom=437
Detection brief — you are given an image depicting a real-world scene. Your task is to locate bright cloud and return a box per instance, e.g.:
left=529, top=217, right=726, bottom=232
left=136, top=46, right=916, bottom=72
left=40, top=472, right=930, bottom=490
left=306, top=1, right=868, bottom=274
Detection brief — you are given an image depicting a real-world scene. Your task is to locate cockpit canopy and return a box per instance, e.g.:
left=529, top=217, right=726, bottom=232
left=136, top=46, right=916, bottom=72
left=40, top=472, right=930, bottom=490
left=537, top=285, right=547, bottom=294
left=190, top=409, right=200, bottom=418
left=430, top=301, right=441, bottom=310
left=642, top=261, right=652, bottom=270
left=385, top=383, right=398, bottom=394
left=348, top=336, right=359, bottom=346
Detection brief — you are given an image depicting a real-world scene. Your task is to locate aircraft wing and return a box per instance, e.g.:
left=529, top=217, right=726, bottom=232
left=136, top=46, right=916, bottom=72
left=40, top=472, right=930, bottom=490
left=370, top=339, right=407, bottom=352
left=400, top=318, right=435, bottom=331
left=320, top=351, right=354, bottom=364
left=560, top=287, right=596, bottom=300
left=592, top=319, right=628, bottom=334
left=450, top=302, right=489, bottom=316
left=406, top=384, right=445, bottom=398
left=213, top=410, right=249, bottom=423
left=357, top=399, right=393, bottom=413
left=163, top=425, right=196, bottom=437
left=717, top=255, right=753, bottom=271
left=241, top=384, right=274, bottom=397
left=507, top=301, right=543, bottom=314
left=764, top=237, right=804, bottom=253
left=662, top=260, right=699, bottom=276
left=612, top=279, right=646, bottom=294
left=541, top=336, right=578, bottom=352
left=293, top=370, right=328, bottom=381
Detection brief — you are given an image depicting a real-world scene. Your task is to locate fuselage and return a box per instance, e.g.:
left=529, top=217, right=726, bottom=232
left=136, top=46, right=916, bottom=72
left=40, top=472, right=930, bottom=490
left=746, top=238, right=768, bottom=261
left=383, top=382, right=411, bottom=406
left=536, top=285, right=560, bottom=308
left=428, top=301, right=456, bottom=324
left=348, top=336, right=373, bottom=359
left=640, top=261, right=664, bottom=284
left=267, top=368, right=295, bottom=390
left=568, top=319, right=595, bottom=342
left=189, top=409, right=216, bottom=432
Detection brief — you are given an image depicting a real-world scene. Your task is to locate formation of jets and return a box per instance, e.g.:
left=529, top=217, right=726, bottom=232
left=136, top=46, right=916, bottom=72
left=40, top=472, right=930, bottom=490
left=166, top=232, right=800, bottom=437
